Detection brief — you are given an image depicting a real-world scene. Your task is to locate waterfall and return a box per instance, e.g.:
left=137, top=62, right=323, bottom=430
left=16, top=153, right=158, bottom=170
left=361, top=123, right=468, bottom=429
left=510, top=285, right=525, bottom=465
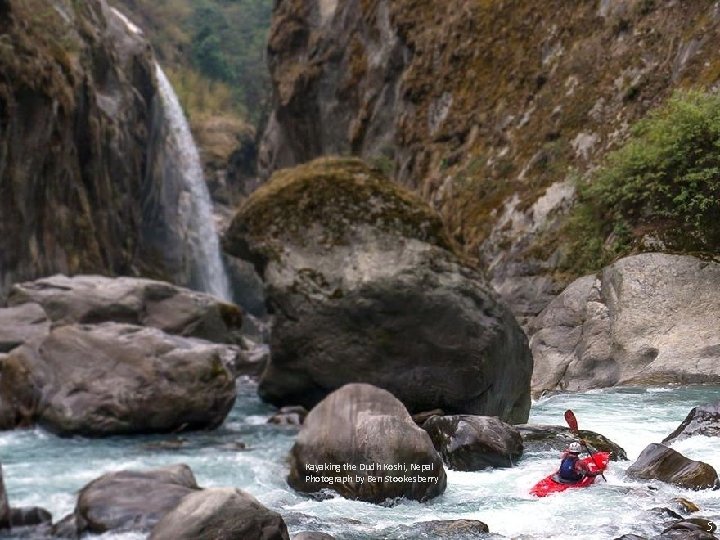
left=109, top=7, right=231, bottom=300
left=151, top=65, right=232, bottom=300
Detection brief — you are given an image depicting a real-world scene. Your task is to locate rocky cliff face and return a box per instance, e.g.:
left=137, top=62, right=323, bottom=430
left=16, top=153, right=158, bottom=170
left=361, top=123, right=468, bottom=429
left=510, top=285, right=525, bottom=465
left=0, top=0, right=160, bottom=297
left=259, top=0, right=720, bottom=324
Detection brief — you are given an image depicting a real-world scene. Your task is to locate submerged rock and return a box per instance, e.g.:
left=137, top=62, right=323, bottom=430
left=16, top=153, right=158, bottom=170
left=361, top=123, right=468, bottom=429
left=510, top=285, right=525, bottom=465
left=225, top=157, right=532, bottom=423
left=663, top=401, right=720, bottom=444
left=423, top=415, right=523, bottom=470
left=8, top=275, right=243, bottom=345
left=516, top=424, right=628, bottom=460
left=627, top=444, right=720, bottom=490
left=149, top=487, right=290, bottom=540
left=73, top=464, right=199, bottom=534
left=287, top=383, right=446, bottom=503
left=531, top=254, right=720, bottom=396
left=0, top=323, right=237, bottom=435
left=292, top=533, right=336, bottom=540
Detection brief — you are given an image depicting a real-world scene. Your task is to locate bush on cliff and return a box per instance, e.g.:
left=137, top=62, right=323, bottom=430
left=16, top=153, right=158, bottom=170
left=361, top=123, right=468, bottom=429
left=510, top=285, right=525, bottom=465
left=564, top=89, right=720, bottom=274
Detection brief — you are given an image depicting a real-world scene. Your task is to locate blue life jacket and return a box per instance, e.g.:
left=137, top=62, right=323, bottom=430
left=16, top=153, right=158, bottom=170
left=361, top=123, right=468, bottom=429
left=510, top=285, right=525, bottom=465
left=558, top=455, right=583, bottom=482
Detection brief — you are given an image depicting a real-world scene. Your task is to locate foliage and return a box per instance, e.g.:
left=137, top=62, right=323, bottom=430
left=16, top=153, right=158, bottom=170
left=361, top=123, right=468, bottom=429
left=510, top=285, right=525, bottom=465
left=563, top=89, right=720, bottom=274
left=113, top=0, right=272, bottom=124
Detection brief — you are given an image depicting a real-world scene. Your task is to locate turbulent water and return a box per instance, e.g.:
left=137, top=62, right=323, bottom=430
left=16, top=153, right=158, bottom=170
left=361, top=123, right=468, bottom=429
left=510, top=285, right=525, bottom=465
left=1, top=383, right=718, bottom=539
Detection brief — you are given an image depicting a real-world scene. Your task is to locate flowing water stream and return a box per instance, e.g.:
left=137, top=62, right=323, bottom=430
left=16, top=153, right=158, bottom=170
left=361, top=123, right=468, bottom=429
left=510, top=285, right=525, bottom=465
left=1, top=383, right=718, bottom=539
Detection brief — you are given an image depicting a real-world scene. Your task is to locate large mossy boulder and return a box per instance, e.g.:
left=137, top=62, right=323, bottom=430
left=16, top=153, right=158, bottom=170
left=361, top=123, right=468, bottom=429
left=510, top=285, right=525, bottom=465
left=287, top=383, right=446, bottom=503
left=0, top=323, right=237, bottom=435
left=663, top=401, right=720, bottom=444
left=224, top=157, right=532, bottom=423
left=8, top=275, right=243, bottom=345
left=73, top=465, right=199, bottom=534
left=531, top=254, right=720, bottom=396
left=422, top=415, right=523, bottom=470
left=626, top=444, right=719, bottom=490
left=149, top=488, right=290, bottom=540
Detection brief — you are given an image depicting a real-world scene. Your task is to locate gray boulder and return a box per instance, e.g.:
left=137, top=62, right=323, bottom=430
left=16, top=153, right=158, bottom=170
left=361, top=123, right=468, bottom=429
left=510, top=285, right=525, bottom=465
left=287, top=383, right=446, bottom=503
left=663, top=401, right=720, bottom=444
left=531, top=254, right=720, bottom=396
left=627, top=443, right=720, bottom=490
left=73, top=464, right=199, bottom=534
left=224, top=158, right=532, bottom=423
left=292, top=533, right=336, bottom=540
left=516, top=424, right=628, bottom=460
left=390, top=519, right=490, bottom=539
left=0, top=323, right=237, bottom=435
left=149, top=487, right=290, bottom=540
left=423, top=415, right=523, bottom=470
left=0, top=303, right=49, bottom=353
left=8, top=275, right=243, bottom=344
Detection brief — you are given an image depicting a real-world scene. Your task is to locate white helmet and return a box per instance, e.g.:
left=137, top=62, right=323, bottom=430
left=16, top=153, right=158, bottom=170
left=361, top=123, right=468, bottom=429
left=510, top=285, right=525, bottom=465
left=568, top=442, right=582, bottom=453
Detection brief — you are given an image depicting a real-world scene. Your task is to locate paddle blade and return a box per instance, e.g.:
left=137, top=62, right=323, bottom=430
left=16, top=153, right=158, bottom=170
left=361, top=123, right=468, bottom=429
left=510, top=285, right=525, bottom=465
left=564, top=409, right=579, bottom=432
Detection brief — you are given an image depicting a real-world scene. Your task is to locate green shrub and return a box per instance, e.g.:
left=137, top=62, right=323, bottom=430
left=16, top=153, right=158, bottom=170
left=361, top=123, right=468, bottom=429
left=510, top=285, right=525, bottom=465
left=563, top=89, right=720, bottom=274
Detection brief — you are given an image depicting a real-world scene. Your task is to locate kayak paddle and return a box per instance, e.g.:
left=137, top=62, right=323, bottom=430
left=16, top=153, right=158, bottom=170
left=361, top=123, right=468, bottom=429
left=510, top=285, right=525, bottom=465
left=564, top=409, right=606, bottom=481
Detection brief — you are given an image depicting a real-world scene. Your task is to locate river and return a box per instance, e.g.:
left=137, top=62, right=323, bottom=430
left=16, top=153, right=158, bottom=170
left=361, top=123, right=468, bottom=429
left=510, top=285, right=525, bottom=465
left=1, top=382, right=718, bottom=539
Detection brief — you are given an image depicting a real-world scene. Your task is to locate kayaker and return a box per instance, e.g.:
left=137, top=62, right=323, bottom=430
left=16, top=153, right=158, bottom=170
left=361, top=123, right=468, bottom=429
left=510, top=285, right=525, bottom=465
left=556, top=441, right=601, bottom=483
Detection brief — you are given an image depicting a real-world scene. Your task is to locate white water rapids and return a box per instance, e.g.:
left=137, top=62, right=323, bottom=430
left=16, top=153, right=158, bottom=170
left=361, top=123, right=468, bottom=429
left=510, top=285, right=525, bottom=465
left=0, top=383, right=718, bottom=539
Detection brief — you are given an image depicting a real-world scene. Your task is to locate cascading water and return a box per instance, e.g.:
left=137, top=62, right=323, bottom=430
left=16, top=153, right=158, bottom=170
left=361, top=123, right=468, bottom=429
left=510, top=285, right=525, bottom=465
left=110, top=7, right=231, bottom=301
left=150, top=65, right=232, bottom=300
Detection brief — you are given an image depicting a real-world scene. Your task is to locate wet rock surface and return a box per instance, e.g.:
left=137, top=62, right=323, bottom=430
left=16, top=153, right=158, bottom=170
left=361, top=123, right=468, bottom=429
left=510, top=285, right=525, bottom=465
left=423, top=415, right=523, bottom=470
left=516, top=424, right=628, bottom=460
left=627, top=443, right=720, bottom=490
left=663, top=401, right=720, bottom=444
left=287, top=383, right=446, bottom=503
left=149, top=487, right=290, bottom=540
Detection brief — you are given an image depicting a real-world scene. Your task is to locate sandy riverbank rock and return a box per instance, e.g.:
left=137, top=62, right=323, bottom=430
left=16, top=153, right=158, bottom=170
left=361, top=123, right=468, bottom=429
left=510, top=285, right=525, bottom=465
left=225, top=157, right=532, bottom=423
left=531, top=254, right=720, bottom=396
left=287, top=384, right=446, bottom=503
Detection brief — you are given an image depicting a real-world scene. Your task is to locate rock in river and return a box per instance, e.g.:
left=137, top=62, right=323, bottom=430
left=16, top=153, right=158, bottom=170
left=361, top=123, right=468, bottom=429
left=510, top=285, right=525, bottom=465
left=663, top=401, right=720, bottom=444
left=516, top=424, right=628, bottom=460
left=224, top=157, right=532, bottom=423
left=0, top=323, right=237, bottom=435
left=149, top=487, right=290, bottom=540
left=423, top=415, right=523, bottom=470
left=287, top=383, right=446, bottom=503
left=72, top=464, right=199, bottom=534
left=626, top=443, right=719, bottom=490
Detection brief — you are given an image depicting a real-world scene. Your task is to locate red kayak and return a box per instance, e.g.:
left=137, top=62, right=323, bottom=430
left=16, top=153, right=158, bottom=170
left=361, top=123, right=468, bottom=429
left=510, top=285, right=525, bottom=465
left=529, top=452, right=610, bottom=497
